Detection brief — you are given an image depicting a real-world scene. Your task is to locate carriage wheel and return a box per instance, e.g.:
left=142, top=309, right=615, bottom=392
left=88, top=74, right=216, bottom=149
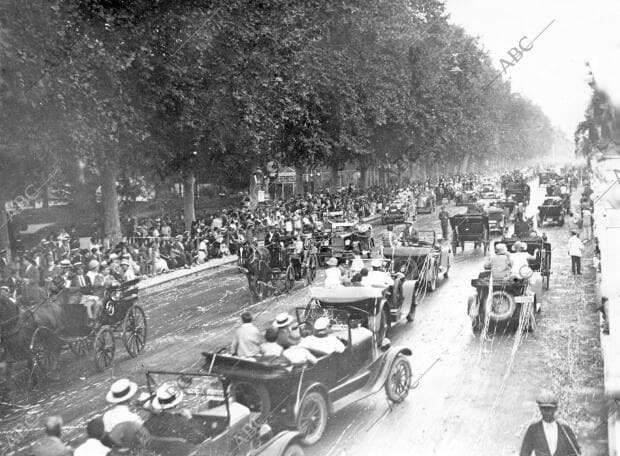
left=69, top=338, right=92, bottom=357
left=543, top=273, right=550, bottom=290
left=284, top=264, right=295, bottom=293
left=306, top=253, right=318, bottom=285
left=122, top=305, right=147, bottom=357
left=30, top=328, right=59, bottom=381
left=94, top=327, right=115, bottom=372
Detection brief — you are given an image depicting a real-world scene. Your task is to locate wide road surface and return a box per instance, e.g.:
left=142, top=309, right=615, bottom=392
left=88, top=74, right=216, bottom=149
left=1, top=184, right=606, bottom=455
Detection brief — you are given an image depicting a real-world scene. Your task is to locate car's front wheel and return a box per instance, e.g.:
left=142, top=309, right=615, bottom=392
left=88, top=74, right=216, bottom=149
left=385, top=354, right=412, bottom=403
left=297, top=391, right=328, bottom=445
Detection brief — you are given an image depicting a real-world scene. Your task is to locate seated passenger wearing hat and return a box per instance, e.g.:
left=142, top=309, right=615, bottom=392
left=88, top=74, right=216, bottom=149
left=103, top=378, right=143, bottom=435
left=362, top=259, right=394, bottom=288
left=483, top=243, right=512, bottom=281
left=273, top=313, right=301, bottom=350
left=510, top=241, right=536, bottom=278
left=299, top=317, right=346, bottom=357
left=121, top=260, right=136, bottom=282
left=324, top=257, right=344, bottom=288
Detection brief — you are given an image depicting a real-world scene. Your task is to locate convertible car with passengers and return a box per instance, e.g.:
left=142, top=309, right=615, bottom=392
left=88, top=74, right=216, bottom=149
left=202, top=287, right=412, bottom=447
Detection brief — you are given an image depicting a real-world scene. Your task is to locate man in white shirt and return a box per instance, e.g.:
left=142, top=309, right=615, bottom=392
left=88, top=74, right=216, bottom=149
left=299, top=317, right=346, bottom=356
left=567, top=230, right=584, bottom=275
left=74, top=417, right=110, bottom=456
left=520, top=390, right=580, bottom=456
left=121, top=260, right=136, bottom=281
left=363, top=259, right=394, bottom=288
left=230, top=311, right=261, bottom=357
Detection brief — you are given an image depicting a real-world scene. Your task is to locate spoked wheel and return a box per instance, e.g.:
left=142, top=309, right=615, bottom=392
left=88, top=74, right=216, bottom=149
left=296, top=391, right=328, bottom=446
left=543, top=273, right=550, bottom=290
left=29, top=327, right=59, bottom=382
left=385, top=355, right=412, bottom=403
left=69, top=338, right=92, bottom=357
left=94, top=326, right=115, bottom=372
left=284, top=265, right=296, bottom=293
left=122, top=305, right=147, bottom=357
left=426, top=269, right=437, bottom=292
left=305, top=253, right=318, bottom=285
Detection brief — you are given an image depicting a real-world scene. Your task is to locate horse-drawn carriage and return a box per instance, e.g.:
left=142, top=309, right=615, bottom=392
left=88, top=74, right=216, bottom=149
left=0, top=278, right=146, bottom=383
left=240, top=239, right=318, bottom=301
left=454, top=189, right=478, bottom=206
left=450, top=214, right=490, bottom=255
left=485, top=206, right=506, bottom=235
left=315, top=221, right=374, bottom=266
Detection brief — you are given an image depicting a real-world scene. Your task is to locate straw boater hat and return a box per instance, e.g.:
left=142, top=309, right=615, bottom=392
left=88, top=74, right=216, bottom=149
left=274, top=312, right=294, bottom=328
left=150, top=382, right=184, bottom=410
left=512, top=241, right=526, bottom=252
left=106, top=378, right=138, bottom=404
left=313, top=317, right=330, bottom=335
left=326, top=257, right=338, bottom=267
left=371, top=259, right=382, bottom=268
left=59, top=259, right=72, bottom=269
left=536, top=390, right=558, bottom=408
left=494, top=243, right=508, bottom=254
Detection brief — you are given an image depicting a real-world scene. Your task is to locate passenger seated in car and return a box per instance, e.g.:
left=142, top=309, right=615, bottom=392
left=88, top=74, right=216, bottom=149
left=282, top=345, right=317, bottom=365
left=510, top=241, right=535, bottom=278
left=362, top=259, right=394, bottom=288
left=299, top=317, right=346, bottom=356
left=260, top=327, right=284, bottom=358
left=483, top=243, right=512, bottom=281
left=273, top=313, right=300, bottom=349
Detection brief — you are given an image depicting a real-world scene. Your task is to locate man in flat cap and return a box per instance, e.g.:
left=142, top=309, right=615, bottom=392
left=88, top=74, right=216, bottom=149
left=520, top=390, right=580, bottom=455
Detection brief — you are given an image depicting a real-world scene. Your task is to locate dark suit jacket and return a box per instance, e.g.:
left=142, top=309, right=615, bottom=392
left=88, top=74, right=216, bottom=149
left=520, top=420, right=580, bottom=456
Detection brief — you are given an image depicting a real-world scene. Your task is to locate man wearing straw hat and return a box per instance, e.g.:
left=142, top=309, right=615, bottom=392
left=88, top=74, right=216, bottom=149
left=103, top=378, right=143, bottom=434
left=520, top=390, right=581, bottom=455
left=483, top=243, right=512, bottom=281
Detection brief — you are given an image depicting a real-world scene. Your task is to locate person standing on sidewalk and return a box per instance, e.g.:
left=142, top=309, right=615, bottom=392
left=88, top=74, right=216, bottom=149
left=581, top=207, right=592, bottom=242
left=568, top=230, right=584, bottom=275
left=520, top=390, right=581, bottom=456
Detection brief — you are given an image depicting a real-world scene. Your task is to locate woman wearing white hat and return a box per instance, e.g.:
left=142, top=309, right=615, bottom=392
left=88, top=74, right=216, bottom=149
left=102, top=378, right=142, bottom=434
left=510, top=241, right=536, bottom=278
left=483, top=243, right=512, bottom=281
left=324, top=257, right=343, bottom=288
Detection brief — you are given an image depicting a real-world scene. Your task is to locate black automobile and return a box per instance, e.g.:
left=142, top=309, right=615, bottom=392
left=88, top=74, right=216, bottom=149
left=537, top=197, right=565, bottom=228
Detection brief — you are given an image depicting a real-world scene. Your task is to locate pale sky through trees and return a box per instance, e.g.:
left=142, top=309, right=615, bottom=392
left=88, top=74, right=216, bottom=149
left=444, top=0, right=620, bottom=137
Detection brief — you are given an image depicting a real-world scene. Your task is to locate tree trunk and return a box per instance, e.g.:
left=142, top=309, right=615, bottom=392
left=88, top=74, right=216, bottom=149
left=359, top=166, right=368, bottom=190
left=0, top=196, right=11, bottom=263
left=331, top=166, right=339, bottom=191
left=101, top=160, right=123, bottom=245
left=460, top=153, right=471, bottom=174
left=182, top=170, right=196, bottom=232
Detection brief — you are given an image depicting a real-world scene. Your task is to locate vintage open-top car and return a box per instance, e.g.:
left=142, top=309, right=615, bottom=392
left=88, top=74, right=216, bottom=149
left=383, top=230, right=450, bottom=292
left=479, top=185, right=500, bottom=200
left=415, top=192, right=435, bottom=214
left=139, top=371, right=304, bottom=456
left=537, top=197, right=565, bottom=228
left=450, top=213, right=490, bottom=255
left=504, top=182, right=531, bottom=205
left=467, top=267, right=541, bottom=334
left=382, top=202, right=408, bottom=224
left=202, top=288, right=412, bottom=446
left=484, top=205, right=506, bottom=235
left=317, top=220, right=356, bottom=265
left=454, top=189, right=478, bottom=206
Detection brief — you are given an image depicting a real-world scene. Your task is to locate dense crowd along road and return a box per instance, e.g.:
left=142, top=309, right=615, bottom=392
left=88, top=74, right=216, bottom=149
left=0, top=169, right=605, bottom=456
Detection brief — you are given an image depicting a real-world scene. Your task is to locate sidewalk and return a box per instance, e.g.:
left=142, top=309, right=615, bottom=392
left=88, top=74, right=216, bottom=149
left=137, top=213, right=383, bottom=296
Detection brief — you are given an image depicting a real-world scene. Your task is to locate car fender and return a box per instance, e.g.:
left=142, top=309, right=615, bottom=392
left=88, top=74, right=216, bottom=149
left=250, top=431, right=302, bottom=456
left=293, top=382, right=331, bottom=417
left=368, top=346, right=413, bottom=394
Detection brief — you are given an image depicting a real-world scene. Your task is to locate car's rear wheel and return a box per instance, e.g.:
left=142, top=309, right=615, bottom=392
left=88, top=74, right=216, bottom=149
left=296, top=391, right=328, bottom=445
left=385, top=355, right=412, bottom=403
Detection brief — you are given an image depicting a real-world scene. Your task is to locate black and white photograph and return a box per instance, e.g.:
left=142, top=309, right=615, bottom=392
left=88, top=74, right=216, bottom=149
left=0, top=0, right=618, bottom=454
